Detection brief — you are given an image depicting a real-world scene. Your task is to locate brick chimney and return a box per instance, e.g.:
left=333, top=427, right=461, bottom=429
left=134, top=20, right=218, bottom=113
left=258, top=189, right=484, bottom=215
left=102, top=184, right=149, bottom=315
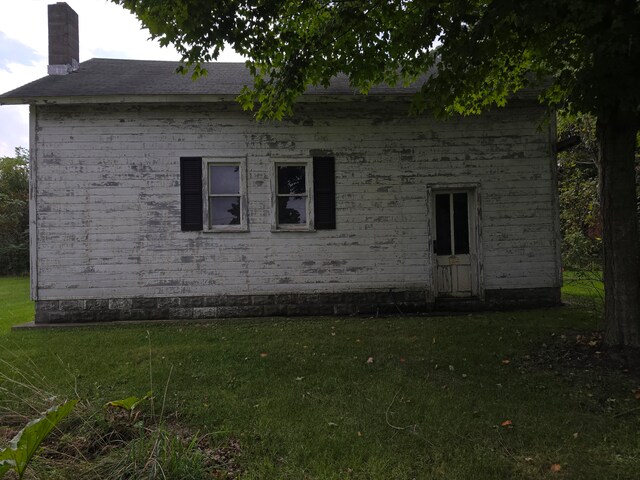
left=48, top=2, right=79, bottom=75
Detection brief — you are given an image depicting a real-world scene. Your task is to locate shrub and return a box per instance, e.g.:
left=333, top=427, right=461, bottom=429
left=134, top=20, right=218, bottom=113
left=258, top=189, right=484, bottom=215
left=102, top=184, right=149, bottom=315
left=0, top=148, right=29, bottom=276
left=557, top=113, right=602, bottom=270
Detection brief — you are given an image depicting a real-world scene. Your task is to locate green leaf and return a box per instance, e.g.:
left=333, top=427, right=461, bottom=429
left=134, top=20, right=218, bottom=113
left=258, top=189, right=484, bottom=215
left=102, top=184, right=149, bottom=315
left=104, top=391, right=152, bottom=412
left=0, top=399, right=77, bottom=478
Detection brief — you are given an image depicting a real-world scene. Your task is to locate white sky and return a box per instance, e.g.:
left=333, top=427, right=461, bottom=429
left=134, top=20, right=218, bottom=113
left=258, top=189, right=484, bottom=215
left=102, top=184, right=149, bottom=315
left=0, top=0, right=242, bottom=157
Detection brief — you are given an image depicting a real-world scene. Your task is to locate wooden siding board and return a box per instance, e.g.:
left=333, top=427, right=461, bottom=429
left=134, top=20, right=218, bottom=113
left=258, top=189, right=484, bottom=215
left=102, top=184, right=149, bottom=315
left=29, top=105, right=39, bottom=301
left=34, top=101, right=559, bottom=301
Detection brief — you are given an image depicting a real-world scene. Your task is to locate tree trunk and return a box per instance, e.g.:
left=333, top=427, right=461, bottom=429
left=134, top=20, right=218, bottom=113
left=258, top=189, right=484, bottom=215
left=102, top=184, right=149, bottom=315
left=597, top=109, right=640, bottom=348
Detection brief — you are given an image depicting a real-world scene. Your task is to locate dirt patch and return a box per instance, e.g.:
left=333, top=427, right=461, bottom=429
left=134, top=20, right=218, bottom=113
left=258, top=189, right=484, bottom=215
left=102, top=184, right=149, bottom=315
left=0, top=407, right=244, bottom=479
left=0, top=425, right=19, bottom=444
left=523, top=331, right=640, bottom=378
left=517, top=331, right=640, bottom=416
left=203, top=437, right=244, bottom=479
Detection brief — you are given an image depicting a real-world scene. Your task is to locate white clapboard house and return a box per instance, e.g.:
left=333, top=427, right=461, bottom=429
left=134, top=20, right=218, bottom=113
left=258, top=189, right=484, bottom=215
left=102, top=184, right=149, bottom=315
left=0, top=3, right=562, bottom=323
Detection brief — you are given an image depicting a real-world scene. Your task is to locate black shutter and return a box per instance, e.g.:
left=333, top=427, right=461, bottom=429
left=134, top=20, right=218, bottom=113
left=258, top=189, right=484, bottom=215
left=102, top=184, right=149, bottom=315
left=313, top=156, right=336, bottom=230
left=180, top=157, right=203, bottom=231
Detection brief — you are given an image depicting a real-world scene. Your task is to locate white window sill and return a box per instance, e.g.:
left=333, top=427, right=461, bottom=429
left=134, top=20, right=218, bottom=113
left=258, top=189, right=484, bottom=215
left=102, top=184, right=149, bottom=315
left=203, top=227, right=249, bottom=233
left=271, top=226, right=316, bottom=233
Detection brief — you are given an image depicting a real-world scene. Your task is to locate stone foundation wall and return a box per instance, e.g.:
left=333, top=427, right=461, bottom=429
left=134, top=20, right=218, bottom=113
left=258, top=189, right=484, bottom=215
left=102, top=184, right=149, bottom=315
left=35, top=290, right=430, bottom=323
left=34, top=287, right=561, bottom=324
left=484, top=287, right=561, bottom=308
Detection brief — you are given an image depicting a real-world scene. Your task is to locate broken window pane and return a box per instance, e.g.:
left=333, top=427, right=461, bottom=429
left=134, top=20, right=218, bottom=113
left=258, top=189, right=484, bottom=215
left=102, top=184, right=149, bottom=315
left=278, top=196, right=307, bottom=224
left=210, top=197, right=241, bottom=225
left=277, top=166, right=306, bottom=194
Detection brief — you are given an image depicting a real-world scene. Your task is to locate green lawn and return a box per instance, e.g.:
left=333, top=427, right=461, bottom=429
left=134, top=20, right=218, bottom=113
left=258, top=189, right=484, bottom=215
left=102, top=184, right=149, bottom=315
left=0, top=277, right=638, bottom=479
left=561, top=270, right=604, bottom=299
left=0, top=276, right=32, bottom=333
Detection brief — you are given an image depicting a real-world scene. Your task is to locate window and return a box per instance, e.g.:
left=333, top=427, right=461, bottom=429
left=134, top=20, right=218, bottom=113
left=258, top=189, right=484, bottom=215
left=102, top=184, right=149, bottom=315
left=205, top=159, right=247, bottom=231
left=208, top=163, right=241, bottom=227
left=272, top=157, right=336, bottom=231
left=180, top=157, right=247, bottom=232
left=180, top=156, right=334, bottom=233
left=434, top=192, right=470, bottom=255
left=276, top=164, right=310, bottom=228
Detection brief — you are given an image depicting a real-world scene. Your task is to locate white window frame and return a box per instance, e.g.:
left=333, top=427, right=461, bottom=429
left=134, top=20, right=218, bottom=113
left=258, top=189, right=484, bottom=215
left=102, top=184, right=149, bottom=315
left=271, top=159, right=314, bottom=232
left=203, top=157, right=248, bottom=232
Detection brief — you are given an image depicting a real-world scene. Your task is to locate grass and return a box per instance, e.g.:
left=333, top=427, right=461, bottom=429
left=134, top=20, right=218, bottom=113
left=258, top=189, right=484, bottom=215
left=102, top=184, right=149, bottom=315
left=0, top=276, right=32, bottom=333
left=561, top=270, right=605, bottom=329
left=561, top=270, right=604, bottom=299
left=0, top=275, right=638, bottom=479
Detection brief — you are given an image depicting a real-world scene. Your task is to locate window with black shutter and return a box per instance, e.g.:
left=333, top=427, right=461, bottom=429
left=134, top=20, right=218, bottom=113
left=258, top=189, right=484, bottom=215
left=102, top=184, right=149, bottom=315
left=180, top=157, right=203, bottom=231
left=313, top=156, right=336, bottom=230
left=272, top=157, right=336, bottom=232
left=276, top=164, right=309, bottom=226
left=205, top=158, right=248, bottom=231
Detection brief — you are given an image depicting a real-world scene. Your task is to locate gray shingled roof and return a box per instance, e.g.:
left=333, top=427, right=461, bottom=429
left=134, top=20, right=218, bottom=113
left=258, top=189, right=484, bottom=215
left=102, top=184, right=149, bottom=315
left=0, top=58, right=424, bottom=104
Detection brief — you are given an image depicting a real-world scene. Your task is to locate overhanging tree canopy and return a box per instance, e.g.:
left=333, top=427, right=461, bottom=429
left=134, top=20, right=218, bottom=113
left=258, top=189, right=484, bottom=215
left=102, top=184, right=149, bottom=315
left=113, top=0, right=640, bottom=347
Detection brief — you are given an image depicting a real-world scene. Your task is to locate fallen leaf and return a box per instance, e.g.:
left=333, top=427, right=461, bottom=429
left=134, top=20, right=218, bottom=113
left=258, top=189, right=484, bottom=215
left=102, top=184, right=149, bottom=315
left=399, top=357, right=406, bottom=363
left=366, top=357, right=374, bottom=364
left=357, top=431, right=362, bottom=437
left=500, top=420, right=513, bottom=427
left=260, top=352, right=268, bottom=358
left=501, top=359, right=511, bottom=365
left=572, top=432, right=579, bottom=439
left=550, top=463, right=562, bottom=473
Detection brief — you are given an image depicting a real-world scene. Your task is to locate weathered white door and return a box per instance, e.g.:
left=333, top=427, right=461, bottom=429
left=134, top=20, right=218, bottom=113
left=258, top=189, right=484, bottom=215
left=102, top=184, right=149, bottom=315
left=432, top=190, right=478, bottom=298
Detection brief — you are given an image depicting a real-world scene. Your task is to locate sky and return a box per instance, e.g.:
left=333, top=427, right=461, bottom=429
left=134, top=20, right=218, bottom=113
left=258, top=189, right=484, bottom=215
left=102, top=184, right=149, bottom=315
left=0, top=0, right=242, bottom=157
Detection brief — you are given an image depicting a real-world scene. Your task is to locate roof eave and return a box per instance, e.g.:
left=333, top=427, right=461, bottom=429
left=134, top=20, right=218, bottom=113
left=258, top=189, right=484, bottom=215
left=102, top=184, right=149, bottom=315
left=0, top=93, right=417, bottom=106
left=0, top=94, right=239, bottom=106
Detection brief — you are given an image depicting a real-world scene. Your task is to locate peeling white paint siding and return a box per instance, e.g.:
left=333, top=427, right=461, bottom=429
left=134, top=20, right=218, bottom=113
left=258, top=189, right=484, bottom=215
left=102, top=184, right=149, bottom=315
left=29, top=105, right=39, bottom=300
left=33, top=101, right=559, bottom=300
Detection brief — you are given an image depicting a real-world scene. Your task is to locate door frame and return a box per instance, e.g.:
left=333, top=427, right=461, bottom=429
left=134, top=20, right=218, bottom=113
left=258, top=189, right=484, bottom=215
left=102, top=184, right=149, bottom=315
left=426, top=183, right=484, bottom=300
